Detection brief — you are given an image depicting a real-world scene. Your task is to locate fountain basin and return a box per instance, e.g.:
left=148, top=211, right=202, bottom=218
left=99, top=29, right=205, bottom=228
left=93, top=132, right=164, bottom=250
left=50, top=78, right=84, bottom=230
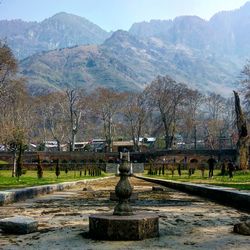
left=89, top=212, right=159, bottom=240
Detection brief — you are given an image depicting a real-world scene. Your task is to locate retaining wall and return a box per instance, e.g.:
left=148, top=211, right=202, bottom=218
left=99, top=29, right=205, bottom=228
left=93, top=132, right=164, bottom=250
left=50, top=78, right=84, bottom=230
left=0, top=176, right=113, bottom=206
left=135, top=175, right=250, bottom=212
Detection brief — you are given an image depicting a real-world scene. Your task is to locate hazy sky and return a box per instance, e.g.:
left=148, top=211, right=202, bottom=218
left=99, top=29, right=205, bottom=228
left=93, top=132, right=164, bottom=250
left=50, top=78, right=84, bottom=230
left=0, top=0, right=248, bottom=31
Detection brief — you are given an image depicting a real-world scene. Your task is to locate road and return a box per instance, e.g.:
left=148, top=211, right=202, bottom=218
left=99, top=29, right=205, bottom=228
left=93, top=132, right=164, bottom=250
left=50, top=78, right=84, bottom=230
left=0, top=176, right=249, bottom=250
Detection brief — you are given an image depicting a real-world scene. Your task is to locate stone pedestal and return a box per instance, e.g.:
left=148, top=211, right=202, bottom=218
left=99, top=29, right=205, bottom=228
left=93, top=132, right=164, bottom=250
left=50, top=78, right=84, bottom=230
left=89, top=153, right=159, bottom=241
left=110, top=192, right=138, bottom=202
left=89, top=213, right=159, bottom=240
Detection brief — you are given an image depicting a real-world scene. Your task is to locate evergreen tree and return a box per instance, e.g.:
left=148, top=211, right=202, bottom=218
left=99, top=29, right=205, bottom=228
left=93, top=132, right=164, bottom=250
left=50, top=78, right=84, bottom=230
left=55, top=159, right=60, bottom=178
left=37, top=155, right=43, bottom=179
left=16, top=143, right=23, bottom=180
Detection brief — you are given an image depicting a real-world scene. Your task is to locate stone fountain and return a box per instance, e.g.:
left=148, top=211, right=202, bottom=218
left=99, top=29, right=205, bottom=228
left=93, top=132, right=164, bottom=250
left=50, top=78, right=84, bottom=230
left=89, top=152, right=159, bottom=240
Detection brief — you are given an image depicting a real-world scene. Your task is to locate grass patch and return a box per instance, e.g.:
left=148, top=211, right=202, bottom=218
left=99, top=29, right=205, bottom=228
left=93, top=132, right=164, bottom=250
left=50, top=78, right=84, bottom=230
left=145, top=170, right=250, bottom=190
left=0, top=160, right=8, bottom=164
left=0, top=170, right=110, bottom=190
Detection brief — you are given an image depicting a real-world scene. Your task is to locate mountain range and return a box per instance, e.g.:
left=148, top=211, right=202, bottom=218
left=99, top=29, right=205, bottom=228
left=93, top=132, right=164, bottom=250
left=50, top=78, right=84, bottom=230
left=0, top=12, right=110, bottom=59
left=2, top=2, right=250, bottom=95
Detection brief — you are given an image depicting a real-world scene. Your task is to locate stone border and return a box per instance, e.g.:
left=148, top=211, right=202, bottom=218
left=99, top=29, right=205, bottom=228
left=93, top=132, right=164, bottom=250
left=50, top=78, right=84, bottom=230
left=134, top=175, right=250, bottom=212
left=0, top=176, right=113, bottom=206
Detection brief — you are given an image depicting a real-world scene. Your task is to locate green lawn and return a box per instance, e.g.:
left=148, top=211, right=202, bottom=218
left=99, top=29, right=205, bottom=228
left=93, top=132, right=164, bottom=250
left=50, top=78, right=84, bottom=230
left=146, top=169, right=250, bottom=190
left=0, top=160, right=8, bottom=164
left=0, top=170, right=109, bottom=190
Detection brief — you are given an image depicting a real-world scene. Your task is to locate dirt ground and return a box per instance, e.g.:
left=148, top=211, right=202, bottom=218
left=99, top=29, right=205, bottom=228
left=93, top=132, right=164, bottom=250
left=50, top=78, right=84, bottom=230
left=0, top=176, right=249, bottom=250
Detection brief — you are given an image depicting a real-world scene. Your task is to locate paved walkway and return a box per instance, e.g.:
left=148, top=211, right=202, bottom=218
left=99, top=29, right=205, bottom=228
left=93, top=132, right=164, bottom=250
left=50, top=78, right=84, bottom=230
left=0, top=177, right=249, bottom=250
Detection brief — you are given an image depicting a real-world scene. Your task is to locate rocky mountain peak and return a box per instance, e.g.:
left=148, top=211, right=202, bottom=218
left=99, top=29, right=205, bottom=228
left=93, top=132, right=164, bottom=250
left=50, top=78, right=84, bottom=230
left=103, top=30, right=144, bottom=48
left=0, top=13, right=110, bottom=59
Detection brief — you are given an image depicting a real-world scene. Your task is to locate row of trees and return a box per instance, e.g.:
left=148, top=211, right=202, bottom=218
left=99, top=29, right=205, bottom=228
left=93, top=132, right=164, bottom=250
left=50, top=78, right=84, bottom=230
left=0, top=42, right=249, bottom=155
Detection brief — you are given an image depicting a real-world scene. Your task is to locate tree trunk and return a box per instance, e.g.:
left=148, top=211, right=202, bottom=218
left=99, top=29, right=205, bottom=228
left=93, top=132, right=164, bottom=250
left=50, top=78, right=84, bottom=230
left=165, top=134, right=171, bottom=149
left=234, top=91, right=249, bottom=170
left=238, top=136, right=249, bottom=170
left=56, top=139, right=61, bottom=152
left=71, top=131, right=76, bottom=151
left=162, top=118, right=170, bottom=149
left=107, top=118, right=112, bottom=152
left=16, top=143, right=23, bottom=180
left=12, top=150, right=17, bottom=177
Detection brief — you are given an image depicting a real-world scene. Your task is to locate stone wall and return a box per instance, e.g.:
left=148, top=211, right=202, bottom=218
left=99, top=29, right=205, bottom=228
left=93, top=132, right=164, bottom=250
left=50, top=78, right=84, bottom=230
left=105, top=163, right=144, bottom=173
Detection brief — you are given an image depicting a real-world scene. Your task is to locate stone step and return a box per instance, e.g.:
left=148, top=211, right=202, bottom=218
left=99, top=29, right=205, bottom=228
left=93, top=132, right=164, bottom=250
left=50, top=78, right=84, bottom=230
left=0, top=216, right=38, bottom=234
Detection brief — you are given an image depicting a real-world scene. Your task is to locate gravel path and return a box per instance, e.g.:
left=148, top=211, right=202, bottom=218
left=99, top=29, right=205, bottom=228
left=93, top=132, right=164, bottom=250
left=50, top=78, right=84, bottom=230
left=0, top=177, right=249, bottom=250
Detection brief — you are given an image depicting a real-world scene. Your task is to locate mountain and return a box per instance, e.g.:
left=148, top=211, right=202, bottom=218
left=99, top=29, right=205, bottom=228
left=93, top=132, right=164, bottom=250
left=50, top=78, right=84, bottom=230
left=20, top=29, right=240, bottom=95
left=0, top=12, right=110, bottom=59
left=130, top=1, right=250, bottom=56
left=16, top=2, right=250, bottom=95
left=21, top=44, right=142, bottom=94
left=209, top=1, right=250, bottom=56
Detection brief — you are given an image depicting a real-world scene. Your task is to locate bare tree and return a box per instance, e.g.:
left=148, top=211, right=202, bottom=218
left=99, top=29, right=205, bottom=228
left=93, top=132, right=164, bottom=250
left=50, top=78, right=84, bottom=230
left=66, top=89, right=83, bottom=151
left=123, top=92, right=149, bottom=151
left=145, top=75, right=189, bottom=149
left=91, top=88, right=124, bottom=152
left=33, top=88, right=88, bottom=151
left=0, top=41, right=17, bottom=99
left=180, top=89, right=203, bottom=146
left=35, top=92, right=68, bottom=151
left=203, top=93, right=227, bottom=149
left=0, top=42, right=33, bottom=176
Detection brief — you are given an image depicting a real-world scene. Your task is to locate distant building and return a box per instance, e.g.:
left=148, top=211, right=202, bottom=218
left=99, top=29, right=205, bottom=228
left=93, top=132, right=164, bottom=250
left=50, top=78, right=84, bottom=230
left=112, top=137, right=156, bottom=152
left=28, top=143, right=37, bottom=151
left=139, top=137, right=156, bottom=149
left=43, top=141, right=67, bottom=151
left=89, top=139, right=106, bottom=152
left=74, top=142, right=89, bottom=151
left=0, top=144, right=5, bottom=151
left=112, top=141, right=134, bottom=152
